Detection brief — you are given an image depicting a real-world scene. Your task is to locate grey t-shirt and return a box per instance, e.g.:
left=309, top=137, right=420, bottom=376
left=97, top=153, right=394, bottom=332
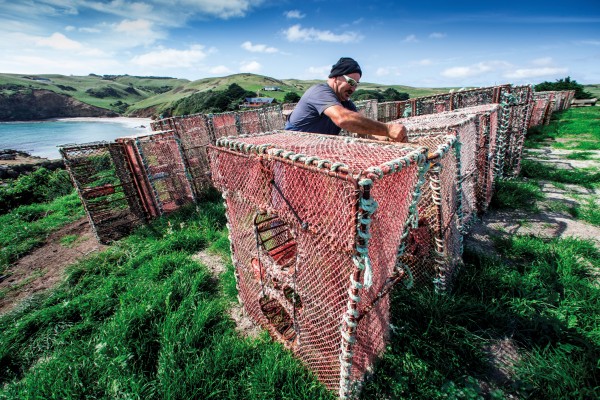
left=285, top=83, right=357, bottom=135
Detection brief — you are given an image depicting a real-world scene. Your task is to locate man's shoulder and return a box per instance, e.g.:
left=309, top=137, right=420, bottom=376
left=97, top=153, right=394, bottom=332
left=305, top=83, right=332, bottom=96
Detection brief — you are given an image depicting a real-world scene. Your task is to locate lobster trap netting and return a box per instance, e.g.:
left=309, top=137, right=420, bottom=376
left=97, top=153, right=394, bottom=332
left=171, top=114, right=214, bottom=196
left=389, top=134, right=463, bottom=290
left=209, top=106, right=284, bottom=140
left=529, top=94, right=552, bottom=127
left=354, top=99, right=378, bottom=120
left=498, top=88, right=532, bottom=178
left=390, top=109, right=487, bottom=231
left=117, top=131, right=195, bottom=215
left=60, top=141, right=147, bottom=244
left=208, top=130, right=428, bottom=396
left=376, top=101, right=412, bottom=122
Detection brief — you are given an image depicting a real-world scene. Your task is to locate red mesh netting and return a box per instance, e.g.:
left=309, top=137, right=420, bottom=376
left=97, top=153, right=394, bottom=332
left=207, top=130, right=425, bottom=394
left=60, top=142, right=147, bottom=244
left=171, top=115, right=213, bottom=196
left=390, top=109, right=482, bottom=230
left=117, top=131, right=195, bottom=214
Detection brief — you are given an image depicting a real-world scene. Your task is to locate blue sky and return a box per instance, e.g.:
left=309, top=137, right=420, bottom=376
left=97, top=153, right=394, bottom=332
left=1, top=0, right=599, bottom=87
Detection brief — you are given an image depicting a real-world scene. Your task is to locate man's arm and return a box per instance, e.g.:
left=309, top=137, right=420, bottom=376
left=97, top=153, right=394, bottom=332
left=323, top=104, right=408, bottom=142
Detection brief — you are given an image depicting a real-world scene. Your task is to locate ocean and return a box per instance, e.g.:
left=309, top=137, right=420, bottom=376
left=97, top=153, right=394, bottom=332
left=0, top=117, right=153, bottom=160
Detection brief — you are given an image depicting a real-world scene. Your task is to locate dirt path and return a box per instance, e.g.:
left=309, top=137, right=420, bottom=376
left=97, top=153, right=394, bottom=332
left=467, top=146, right=600, bottom=253
left=0, top=217, right=106, bottom=314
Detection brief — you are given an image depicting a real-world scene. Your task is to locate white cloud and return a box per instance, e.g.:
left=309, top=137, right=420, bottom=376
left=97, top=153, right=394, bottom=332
left=504, top=67, right=568, bottom=79
left=36, top=32, right=83, bottom=50
left=131, top=45, right=208, bottom=67
left=81, top=0, right=265, bottom=26
left=376, top=66, right=402, bottom=76
left=284, top=10, right=305, bottom=19
left=115, top=19, right=153, bottom=33
left=283, top=24, right=362, bottom=43
left=403, top=34, right=418, bottom=43
left=441, top=61, right=510, bottom=78
left=415, top=59, right=433, bottom=66
left=240, top=60, right=261, bottom=73
left=110, top=19, right=165, bottom=46
left=209, top=65, right=232, bottom=74
left=241, top=41, right=278, bottom=53
left=80, top=27, right=102, bottom=33
left=304, top=65, right=330, bottom=78
left=531, top=57, right=553, bottom=66
left=429, top=32, right=446, bottom=39
left=577, top=40, right=600, bottom=46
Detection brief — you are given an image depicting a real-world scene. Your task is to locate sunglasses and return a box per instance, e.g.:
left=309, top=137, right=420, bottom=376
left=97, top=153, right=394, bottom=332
left=342, top=75, right=359, bottom=87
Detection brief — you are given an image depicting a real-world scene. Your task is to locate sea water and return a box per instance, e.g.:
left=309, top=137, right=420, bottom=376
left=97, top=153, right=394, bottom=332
left=0, top=117, right=152, bottom=160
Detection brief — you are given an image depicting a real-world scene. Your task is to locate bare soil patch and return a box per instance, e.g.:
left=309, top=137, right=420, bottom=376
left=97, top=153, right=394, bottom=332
left=0, top=217, right=106, bottom=314
left=192, top=249, right=261, bottom=338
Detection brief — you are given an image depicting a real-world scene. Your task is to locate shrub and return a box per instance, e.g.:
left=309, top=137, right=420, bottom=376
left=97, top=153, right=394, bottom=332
left=0, top=168, right=73, bottom=214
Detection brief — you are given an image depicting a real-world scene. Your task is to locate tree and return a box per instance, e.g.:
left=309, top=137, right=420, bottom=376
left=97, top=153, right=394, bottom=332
left=534, top=76, right=593, bottom=99
left=382, top=88, right=409, bottom=101
left=283, top=92, right=301, bottom=103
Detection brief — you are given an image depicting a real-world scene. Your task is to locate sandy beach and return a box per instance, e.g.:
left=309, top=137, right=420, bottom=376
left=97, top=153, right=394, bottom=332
left=52, top=116, right=153, bottom=128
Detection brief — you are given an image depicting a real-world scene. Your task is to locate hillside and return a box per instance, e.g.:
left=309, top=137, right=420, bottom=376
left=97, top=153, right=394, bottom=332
left=0, top=73, right=189, bottom=120
left=584, top=84, right=600, bottom=99
left=0, top=72, right=459, bottom=121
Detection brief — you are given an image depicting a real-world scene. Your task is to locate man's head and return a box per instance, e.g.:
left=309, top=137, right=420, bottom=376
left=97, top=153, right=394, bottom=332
left=328, top=57, right=362, bottom=102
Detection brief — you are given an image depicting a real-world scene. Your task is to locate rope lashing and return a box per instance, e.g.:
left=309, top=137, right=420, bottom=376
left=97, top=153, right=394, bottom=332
left=355, top=178, right=379, bottom=289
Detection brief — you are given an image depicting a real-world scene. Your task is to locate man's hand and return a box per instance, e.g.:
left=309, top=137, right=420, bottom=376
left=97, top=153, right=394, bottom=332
left=387, top=123, right=408, bottom=142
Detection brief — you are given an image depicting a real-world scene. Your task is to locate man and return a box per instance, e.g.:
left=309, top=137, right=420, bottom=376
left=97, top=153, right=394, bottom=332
left=285, top=57, right=407, bottom=142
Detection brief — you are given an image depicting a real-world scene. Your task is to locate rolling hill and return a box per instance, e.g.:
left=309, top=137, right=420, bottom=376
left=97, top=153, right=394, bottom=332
left=4, top=72, right=593, bottom=121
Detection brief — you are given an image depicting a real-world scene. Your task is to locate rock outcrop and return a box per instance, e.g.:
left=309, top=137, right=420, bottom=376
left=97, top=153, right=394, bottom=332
left=0, top=89, right=118, bottom=121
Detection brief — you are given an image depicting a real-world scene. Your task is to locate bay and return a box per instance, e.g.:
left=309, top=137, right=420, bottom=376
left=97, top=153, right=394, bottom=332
left=0, top=117, right=152, bottom=160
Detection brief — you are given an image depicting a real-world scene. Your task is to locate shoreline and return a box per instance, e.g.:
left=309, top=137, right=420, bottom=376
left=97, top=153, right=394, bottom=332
left=1, top=116, right=153, bottom=128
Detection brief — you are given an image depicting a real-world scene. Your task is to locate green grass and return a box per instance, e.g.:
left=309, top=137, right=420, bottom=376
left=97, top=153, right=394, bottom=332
left=520, top=159, right=600, bottom=189
left=565, top=151, right=598, bottom=160
left=583, top=84, right=600, bottom=99
left=362, top=236, right=600, bottom=399
left=0, top=193, right=85, bottom=275
left=0, top=200, right=333, bottom=399
left=2, top=195, right=598, bottom=399
left=572, top=197, right=600, bottom=226
left=489, top=178, right=543, bottom=211
left=526, top=107, right=600, bottom=150
left=59, top=234, right=80, bottom=248
left=1, top=97, right=599, bottom=399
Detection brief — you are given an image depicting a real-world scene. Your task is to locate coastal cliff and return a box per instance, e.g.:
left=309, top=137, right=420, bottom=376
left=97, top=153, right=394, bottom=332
left=0, top=89, right=118, bottom=121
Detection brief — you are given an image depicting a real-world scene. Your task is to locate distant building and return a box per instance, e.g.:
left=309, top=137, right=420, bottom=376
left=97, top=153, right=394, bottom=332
left=241, top=97, right=275, bottom=108
left=262, top=86, right=281, bottom=91
left=23, top=76, right=52, bottom=83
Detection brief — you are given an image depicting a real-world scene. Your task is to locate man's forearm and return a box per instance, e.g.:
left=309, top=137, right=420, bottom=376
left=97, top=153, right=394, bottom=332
left=337, top=112, right=389, bottom=137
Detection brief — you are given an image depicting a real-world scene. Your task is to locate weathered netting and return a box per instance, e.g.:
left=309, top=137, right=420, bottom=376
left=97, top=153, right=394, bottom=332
left=376, top=101, right=410, bottom=123
left=169, top=114, right=214, bottom=196
left=116, top=131, right=195, bottom=214
left=386, top=134, right=463, bottom=290
left=498, top=87, right=533, bottom=177
left=406, top=85, right=509, bottom=117
left=390, top=110, right=484, bottom=232
left=208, top=130, right=429, bottom=397
left=208, top=106, right=284, bottom=140
left=60, top=141, right=147, bottom=244
left=529, top=94, right=552, bottom=127
left=282, top=102, right=297, bottom=113
left=354, top=99, right=378, bottom=120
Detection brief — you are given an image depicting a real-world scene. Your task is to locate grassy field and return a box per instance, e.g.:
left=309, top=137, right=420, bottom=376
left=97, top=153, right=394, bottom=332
left=0, top=109, right=599, bottom=399
left=583, top=84, right=600, bottom=99
left=0, top=73, right=189, bottom=113
left=0, top=72, right=455, bottom=118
